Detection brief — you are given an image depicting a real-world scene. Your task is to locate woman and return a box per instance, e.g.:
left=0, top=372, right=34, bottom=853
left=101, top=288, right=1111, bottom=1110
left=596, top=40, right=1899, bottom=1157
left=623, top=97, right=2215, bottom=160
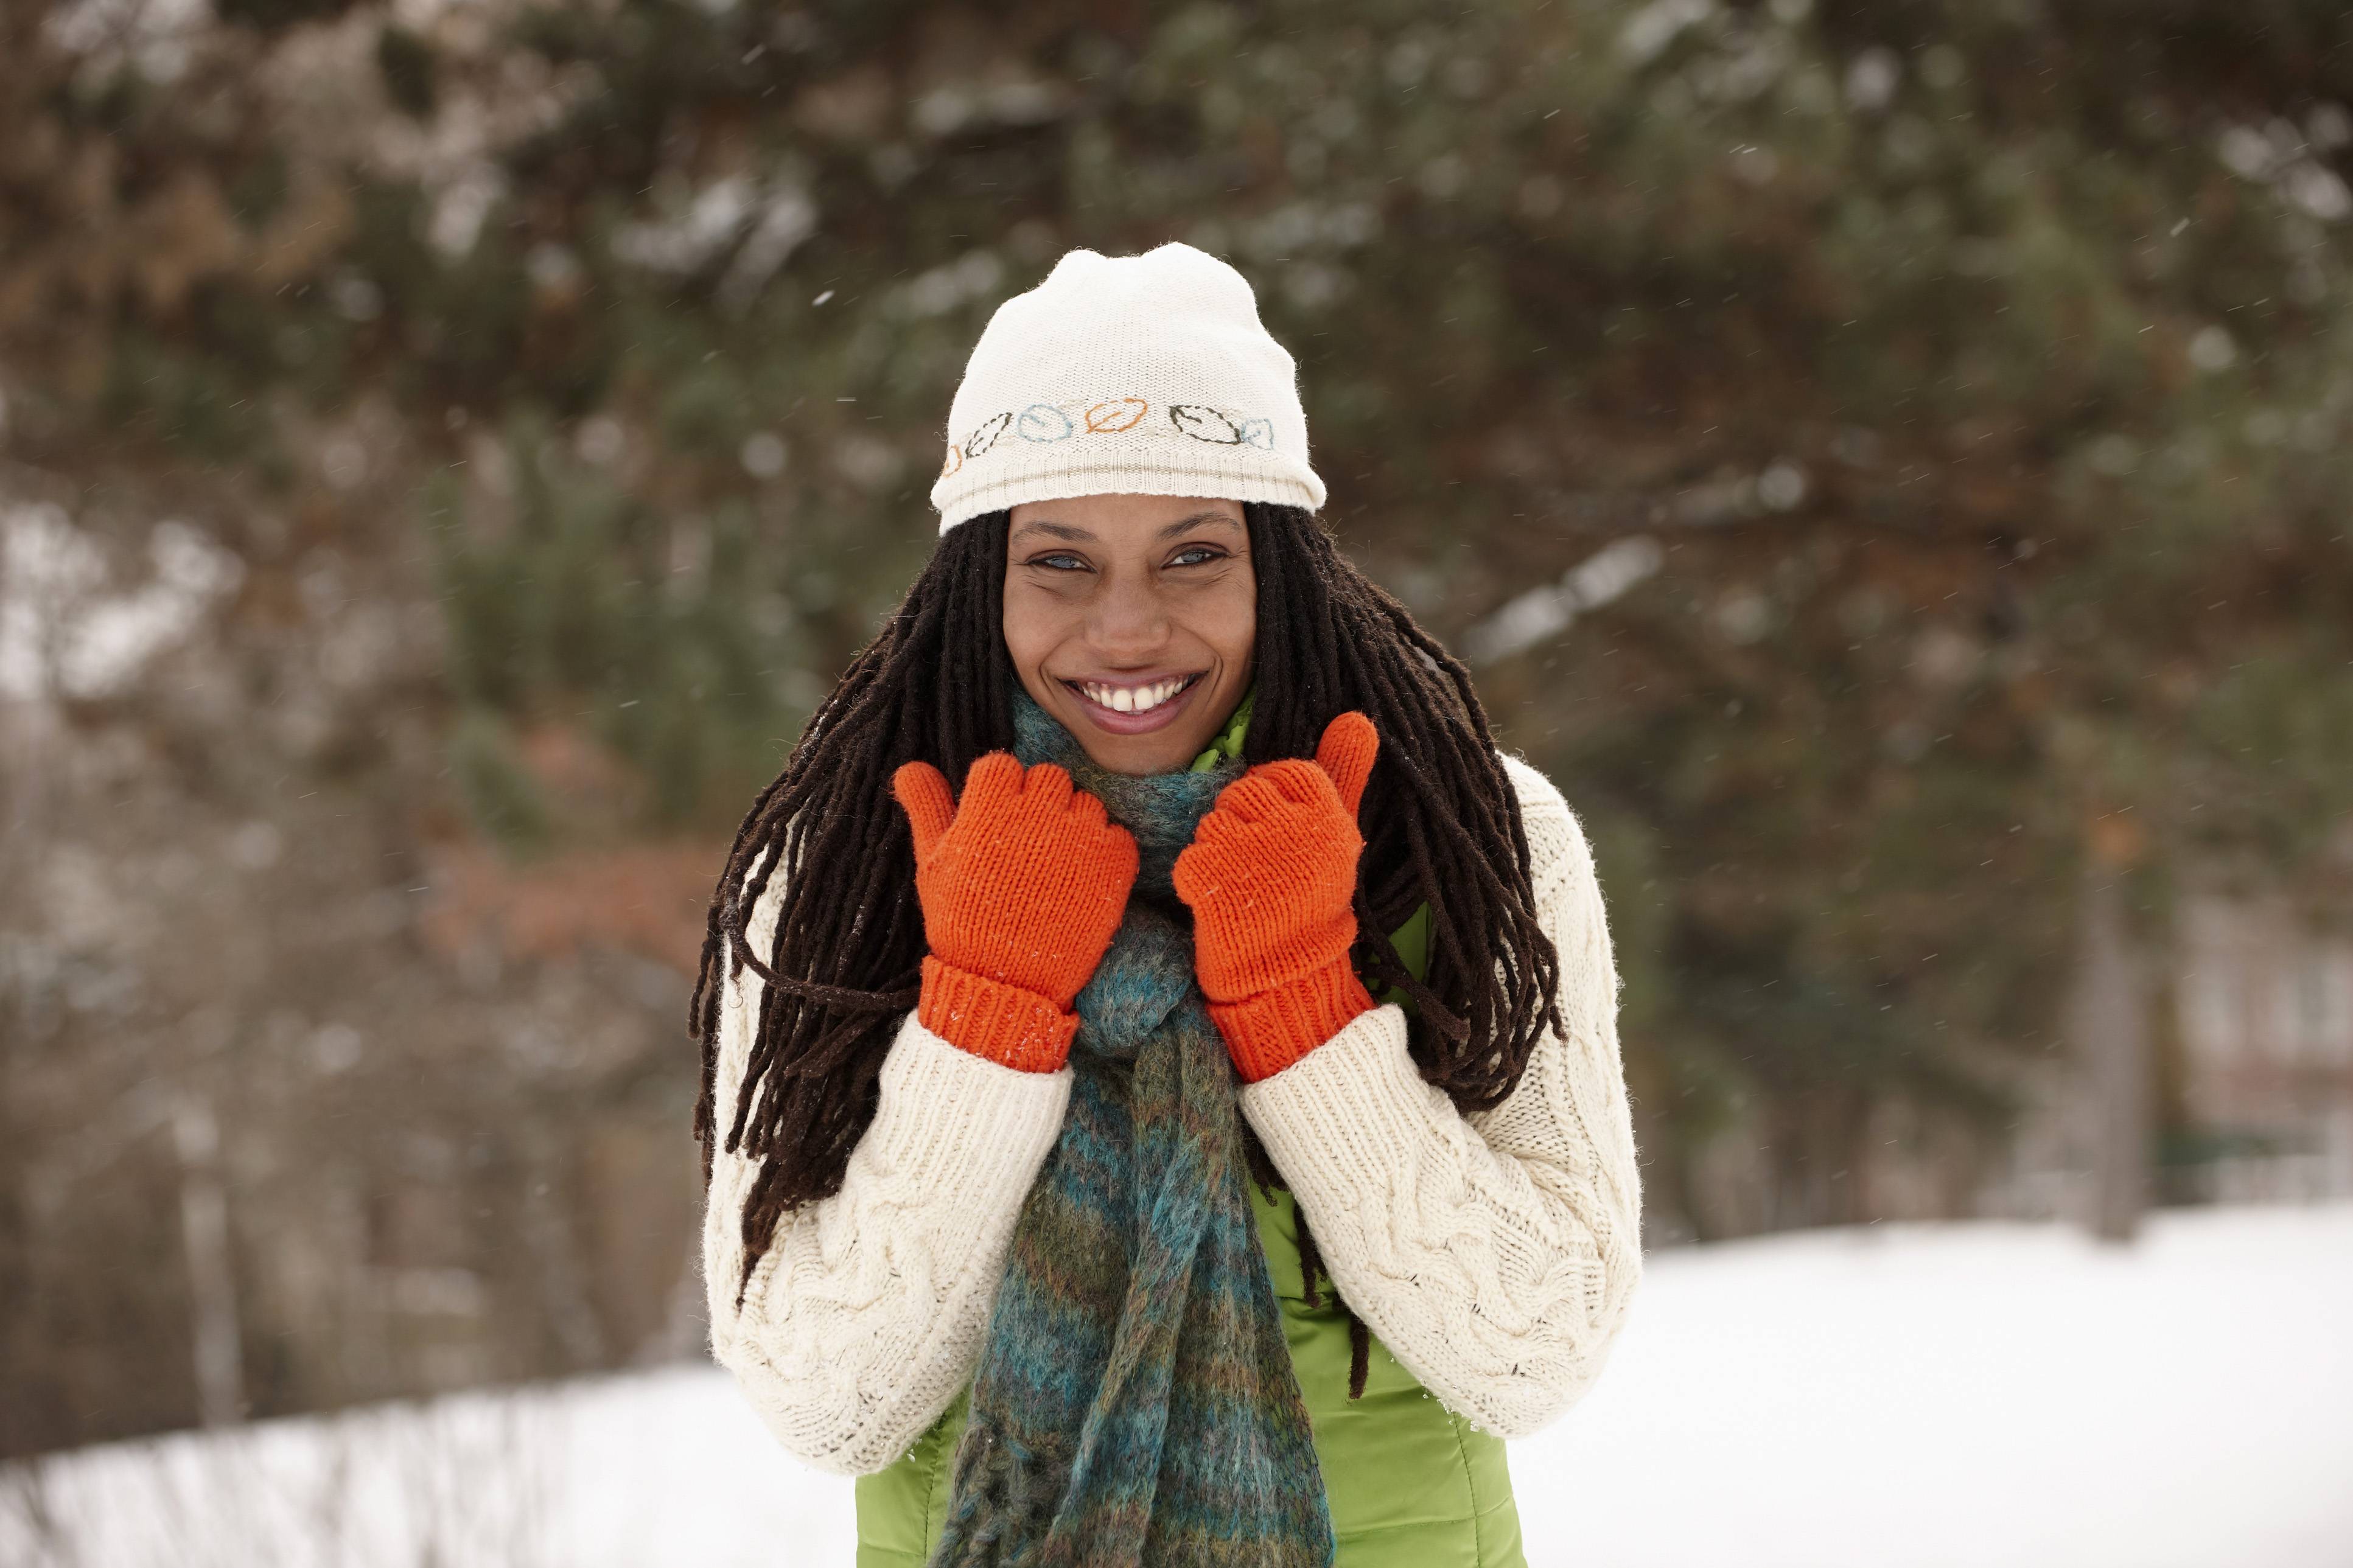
left=688, top=243, right=1643, bottom=1568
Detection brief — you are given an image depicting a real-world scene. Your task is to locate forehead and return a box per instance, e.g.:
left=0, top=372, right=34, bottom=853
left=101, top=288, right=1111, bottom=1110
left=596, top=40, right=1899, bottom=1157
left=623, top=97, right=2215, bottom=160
left=1007, top=495, right=1246, bottom=544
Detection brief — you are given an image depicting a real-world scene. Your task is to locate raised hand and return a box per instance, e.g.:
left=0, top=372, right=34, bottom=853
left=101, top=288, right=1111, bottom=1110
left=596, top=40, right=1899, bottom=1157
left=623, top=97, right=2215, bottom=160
left=893, top=753, right=1139, bottom=1072
left=1172, top=713, right=1380, bottom=1081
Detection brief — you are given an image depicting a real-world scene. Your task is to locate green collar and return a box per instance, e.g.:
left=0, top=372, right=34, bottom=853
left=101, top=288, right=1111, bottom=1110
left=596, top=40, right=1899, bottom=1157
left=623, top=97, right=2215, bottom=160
left=1181, top=684, right=1431, bottom=1003
left=1189, top=686, right=1254, bottom=772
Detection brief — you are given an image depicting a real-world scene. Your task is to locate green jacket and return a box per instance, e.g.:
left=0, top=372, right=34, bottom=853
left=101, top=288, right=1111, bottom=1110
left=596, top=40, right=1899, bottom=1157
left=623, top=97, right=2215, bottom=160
left=851, top=694, right=1526, bottom=1566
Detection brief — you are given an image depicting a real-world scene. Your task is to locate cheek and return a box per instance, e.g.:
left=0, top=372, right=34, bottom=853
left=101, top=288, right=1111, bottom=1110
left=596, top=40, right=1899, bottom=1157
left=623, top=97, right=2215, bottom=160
left=1000, top=584, right=1065, bottom=672
left=1197, top=570, right=1258, bottom=671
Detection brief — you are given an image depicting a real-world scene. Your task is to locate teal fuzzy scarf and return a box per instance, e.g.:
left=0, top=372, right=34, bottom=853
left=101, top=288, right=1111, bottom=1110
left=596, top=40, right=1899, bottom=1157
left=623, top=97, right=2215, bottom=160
left=927, top=689, right=1335, bottom=1568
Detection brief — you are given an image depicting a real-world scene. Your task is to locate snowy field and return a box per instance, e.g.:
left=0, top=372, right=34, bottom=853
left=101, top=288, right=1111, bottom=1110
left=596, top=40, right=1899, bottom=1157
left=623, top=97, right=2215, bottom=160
left=5, top=1202, right=2348, bottom=1568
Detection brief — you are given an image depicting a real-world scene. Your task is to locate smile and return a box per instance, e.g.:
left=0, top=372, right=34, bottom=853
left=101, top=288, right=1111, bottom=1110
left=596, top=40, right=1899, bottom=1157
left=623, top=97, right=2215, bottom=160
left=1075, top=674, right=1200, bottom=714
left=1061, top=672, right=1208, bottom=734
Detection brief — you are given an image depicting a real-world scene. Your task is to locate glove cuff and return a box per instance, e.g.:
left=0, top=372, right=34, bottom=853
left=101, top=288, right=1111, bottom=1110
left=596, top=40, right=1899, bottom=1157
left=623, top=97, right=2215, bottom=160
left=917, top=956, right=1079, bottom=1073
left=1208, top=956, right=1376, bottom=1083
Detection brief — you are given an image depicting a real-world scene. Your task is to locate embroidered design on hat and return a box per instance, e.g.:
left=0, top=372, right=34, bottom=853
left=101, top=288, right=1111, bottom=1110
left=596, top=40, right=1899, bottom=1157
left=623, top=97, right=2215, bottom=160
left=1084, top=397, right=1149, bottom=433
left=951, top=397, right=1275, bottom=471
left=1169, top=403, right=1241, bottom=444
left=1169, top=403, right=1276, bottom=450
left=963, top=411, right=1013, bottom=458
left=1016, top=405, right=1075, bottom=442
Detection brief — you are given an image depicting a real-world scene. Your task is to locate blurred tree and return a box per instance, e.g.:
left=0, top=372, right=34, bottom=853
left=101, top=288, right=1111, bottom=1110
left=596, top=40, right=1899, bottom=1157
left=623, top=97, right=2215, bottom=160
left=5, top=0, right=2352, bottom=1447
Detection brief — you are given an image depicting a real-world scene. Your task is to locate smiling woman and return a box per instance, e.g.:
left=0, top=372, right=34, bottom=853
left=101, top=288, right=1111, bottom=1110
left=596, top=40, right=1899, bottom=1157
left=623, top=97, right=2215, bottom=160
left=1002, top=495, right=1257, bottom=773
left=687, top=242, right=1643, bottom=1568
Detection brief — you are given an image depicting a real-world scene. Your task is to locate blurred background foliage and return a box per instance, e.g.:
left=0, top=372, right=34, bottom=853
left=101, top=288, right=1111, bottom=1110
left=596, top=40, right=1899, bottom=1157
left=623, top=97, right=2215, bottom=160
left=4, top=0, right=2351, bottom=1455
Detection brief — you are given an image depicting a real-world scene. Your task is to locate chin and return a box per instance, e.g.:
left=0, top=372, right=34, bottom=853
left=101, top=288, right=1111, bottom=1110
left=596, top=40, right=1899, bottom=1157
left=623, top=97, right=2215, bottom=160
left=1065, top=722, right=1201, bottom=776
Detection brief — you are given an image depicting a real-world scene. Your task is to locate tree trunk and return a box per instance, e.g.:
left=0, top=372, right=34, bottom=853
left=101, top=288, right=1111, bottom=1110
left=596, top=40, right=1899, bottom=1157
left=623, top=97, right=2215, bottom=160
left=2072, top=870, right=2150, bottom=1244
left=174, top=1098, right=245, bottom=1427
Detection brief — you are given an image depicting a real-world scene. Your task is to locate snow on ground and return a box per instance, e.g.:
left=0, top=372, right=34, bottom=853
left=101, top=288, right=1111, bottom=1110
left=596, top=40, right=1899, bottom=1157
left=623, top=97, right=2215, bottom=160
left=5, top=1203, right=2348, bottom=1567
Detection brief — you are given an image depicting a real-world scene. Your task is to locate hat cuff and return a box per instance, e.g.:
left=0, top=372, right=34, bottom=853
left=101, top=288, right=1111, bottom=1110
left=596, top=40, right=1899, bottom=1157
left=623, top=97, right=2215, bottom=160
left=934, top=458, right=1324, bottom=535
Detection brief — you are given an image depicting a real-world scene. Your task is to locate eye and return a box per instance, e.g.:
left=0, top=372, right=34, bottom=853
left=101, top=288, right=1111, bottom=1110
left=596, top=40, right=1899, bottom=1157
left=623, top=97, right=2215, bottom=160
left=1168, top=545, right=1228, bottom=568
left=1026, top=551, right=1091, bottom=572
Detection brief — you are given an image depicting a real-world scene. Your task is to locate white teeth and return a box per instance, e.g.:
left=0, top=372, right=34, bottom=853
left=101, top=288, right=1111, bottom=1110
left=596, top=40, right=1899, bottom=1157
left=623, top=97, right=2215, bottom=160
left=1083, top=677, right=1191, bottom=714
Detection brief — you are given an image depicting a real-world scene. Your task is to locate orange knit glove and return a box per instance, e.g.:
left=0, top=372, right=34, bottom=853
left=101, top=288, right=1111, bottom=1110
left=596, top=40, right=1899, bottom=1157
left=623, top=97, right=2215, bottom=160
left=1172, top=713, right=1380, bottom=1082
left=892, top=754, right=1139, bottom=1073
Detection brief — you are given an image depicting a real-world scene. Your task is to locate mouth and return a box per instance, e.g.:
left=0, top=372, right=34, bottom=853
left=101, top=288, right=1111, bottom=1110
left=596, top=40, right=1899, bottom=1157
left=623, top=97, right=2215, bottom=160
left=1061, top=671, right=1209, bottom=736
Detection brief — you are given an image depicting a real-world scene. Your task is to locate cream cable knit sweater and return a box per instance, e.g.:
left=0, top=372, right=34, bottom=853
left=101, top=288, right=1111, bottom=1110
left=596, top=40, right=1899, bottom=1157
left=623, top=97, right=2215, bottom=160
left=703, top=754, right=1643, bottom=1475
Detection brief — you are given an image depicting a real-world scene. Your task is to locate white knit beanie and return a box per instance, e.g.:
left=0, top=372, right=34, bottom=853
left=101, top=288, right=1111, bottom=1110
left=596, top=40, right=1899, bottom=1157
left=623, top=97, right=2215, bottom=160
left=929, top=242, right=1327, bottom=534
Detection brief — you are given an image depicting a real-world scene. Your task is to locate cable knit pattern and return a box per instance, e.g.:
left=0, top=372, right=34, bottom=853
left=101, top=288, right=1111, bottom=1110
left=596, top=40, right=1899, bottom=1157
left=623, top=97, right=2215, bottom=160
left=1236, top=753, right=1645, bottom=1439
left=702, top=844, right=1073, bottom=1476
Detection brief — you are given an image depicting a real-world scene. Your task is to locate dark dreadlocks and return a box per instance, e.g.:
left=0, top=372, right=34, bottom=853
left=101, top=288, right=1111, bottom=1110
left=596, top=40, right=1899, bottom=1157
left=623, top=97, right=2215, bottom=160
left=687, top=501, right=1562, bottom=1400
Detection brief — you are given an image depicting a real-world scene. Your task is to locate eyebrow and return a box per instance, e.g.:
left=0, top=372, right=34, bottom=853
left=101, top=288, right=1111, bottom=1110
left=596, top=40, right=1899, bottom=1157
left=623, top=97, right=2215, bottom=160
left=1009, top=510, right=1244, bottom=545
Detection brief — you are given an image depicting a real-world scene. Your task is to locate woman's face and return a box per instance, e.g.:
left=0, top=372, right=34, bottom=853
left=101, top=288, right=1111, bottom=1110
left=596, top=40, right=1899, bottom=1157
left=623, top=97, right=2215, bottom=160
left=1002, top=493, right=1257, bottom=776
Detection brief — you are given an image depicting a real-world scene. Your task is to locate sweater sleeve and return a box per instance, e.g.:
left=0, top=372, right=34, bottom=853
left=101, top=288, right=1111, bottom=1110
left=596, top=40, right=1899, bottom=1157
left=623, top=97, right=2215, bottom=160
left=1234, top=754, right=1645, bottom=1440
left=702, top=845, right=1072, bottom=1475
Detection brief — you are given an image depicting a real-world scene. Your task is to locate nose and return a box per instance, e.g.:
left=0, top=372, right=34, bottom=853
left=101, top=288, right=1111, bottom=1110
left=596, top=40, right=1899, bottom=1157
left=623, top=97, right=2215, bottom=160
left=1086, top=566, right=1170, bottom=663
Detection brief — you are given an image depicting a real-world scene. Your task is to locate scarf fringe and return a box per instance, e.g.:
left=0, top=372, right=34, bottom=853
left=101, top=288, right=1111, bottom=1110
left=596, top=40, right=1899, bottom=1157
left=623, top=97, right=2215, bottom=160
left=930, top=1412, right=1075, bottom=1568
